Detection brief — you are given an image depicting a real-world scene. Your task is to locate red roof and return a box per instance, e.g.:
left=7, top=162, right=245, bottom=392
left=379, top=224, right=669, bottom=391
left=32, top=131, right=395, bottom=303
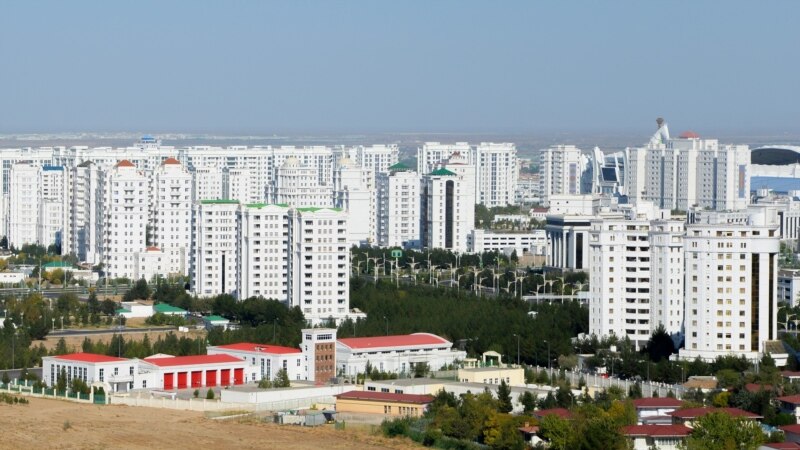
left=117, top=159, right=135, bottom=167
left=781, top=371, right=800, bottom=378
left=533, top=408, right=572, bottom=419
left=146, top=246, right=161, bottom=252
left=54, top=353, right=128, bottom=364
left=679, top=131, right=700, bottom=139
left=669, top=407, right=761, bottom=419
left=336, top=390, right=434, bottom=404
left=338, top=333, right=449, bottom=350
left=622, top=425, right=691, bottom=437
left=518, top=426, right=539, bottom=434
left=632, top=397, right=683, bottom=408
left=765, top=441, right=800, bottom=449
left=781, top=424, right=800, bottom=434
left=143, top=354, right=244, bottom=367
left=778, top=394, right=800, bottom=404
left=212, top=342, right=301, bottom=355
left=745, top=383, right=775, bottom=393
left=163, top=157, right=180, bottom=165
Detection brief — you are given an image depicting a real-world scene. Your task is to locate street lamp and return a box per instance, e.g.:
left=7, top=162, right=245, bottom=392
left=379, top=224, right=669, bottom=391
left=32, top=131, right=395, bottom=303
left=513, top=334, right=520, bottom=366
left=383, top=316, right=388, bottom=336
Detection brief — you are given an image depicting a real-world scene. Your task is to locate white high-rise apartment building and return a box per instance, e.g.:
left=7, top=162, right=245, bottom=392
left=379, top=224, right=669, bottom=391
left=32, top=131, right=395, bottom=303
left=270, top=158, right=333, bottom=207
left=190, top=200, right=239, bottom=297
left=376, top=163, right=421, bottom=248
left=679, top=211, right=779, bottom=361
left=8, top=163, right=41, bottom=248
left=289, top=207, right=350, bottom=323
left=237, top=204, right=290, bottom=301
left=38, top=166, right=66, bottom=248
left=628, top=135, right=750, bottom=211
left=588, top=212, right=684, bottom=348
left=333, top=158, right=375, bottom=246
left=475, top=142, right=518, bottom=207
left=539, top=145, right=588, bottom=206
left=417, top=142, right=473, bottom=175
left=349, top=145, right=399, bottom=174
left=421, top=167, right=475, bottom=252
left=192, top=166, right=223, bottom=202
left=152, top=158, right=192, bottom=275
left=223, top=168, right=255, bottom=204
left=98, top=161, right=147, bottom=279
left=65, top=161, right=102, bottom=263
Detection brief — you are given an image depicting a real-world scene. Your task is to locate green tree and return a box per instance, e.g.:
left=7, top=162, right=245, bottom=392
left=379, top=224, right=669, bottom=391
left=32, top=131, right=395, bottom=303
left=274, top=368, right=291, bottom=388
left=56, top=368, right=67, bottom=393
left=258, top=378, right=273, bottom=389
left=206, top=388, right=215, bottom=400
left=682, top=412, right=764, bottom=450
left=519, top=391, right=536, bottom=413
left=413, top=362, right=430, bottom=378
left=628, top=381, right=643, bottom=399
left=538, top=414, right=573, bottom=450
left=124, top=278, right=151, bottom=302
left=497, top=379, right=513, bottom=413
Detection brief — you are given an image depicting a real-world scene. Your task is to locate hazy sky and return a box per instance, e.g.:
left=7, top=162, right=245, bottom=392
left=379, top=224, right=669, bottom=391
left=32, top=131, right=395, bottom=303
left=1, top=1, right=798, bottom=135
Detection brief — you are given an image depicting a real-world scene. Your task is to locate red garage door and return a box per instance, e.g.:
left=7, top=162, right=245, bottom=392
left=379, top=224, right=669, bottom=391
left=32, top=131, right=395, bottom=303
left=191, top=371, right=202, bottom=388
left=220, top=369, right=231, bottom=386
left=177, top=372, right=188, bottom=389
left=164, top=373, right=174, bottom=390
left=206, top=370, right=217, bottom=387
left=233, top=368, right=244, bottom=385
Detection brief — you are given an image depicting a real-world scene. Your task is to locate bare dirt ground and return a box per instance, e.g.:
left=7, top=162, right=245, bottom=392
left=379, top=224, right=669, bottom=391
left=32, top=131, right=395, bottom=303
left=0, top=397, right=421, bottom=449
left=39, top=327, right=207, bottom=352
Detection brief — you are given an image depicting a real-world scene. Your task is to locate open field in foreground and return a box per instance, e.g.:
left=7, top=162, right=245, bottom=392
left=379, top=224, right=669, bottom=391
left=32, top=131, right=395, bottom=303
left=0, top=397, right=420, bottom=449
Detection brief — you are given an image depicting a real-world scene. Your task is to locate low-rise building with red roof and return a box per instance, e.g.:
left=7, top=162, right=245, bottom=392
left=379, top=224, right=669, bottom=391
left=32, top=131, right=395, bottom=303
left=532, top=407, right=572, bottom=420
left=335, top=390, right=434, bottom=417
left=138, top=354, right=250, bottom=390
left=780, top=425, right=800, bottom=445
left=43, top=353, right=137, bottom=393
left=631, top=397, right=684, bottom=425
left=669, top=407, right=761, bottom=427
left=208, top=342, right=304, bottom=384
left=336, top=333, right=466, bottom=378
left=778, top=395, right=800, bottom=421
left=622, top=424, right=691, bottom=450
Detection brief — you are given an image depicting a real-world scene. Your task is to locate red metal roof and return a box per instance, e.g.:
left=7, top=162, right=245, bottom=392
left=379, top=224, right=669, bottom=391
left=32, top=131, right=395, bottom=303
left=745, top=383, right=775, bottom=393
left=532, top=408, right=572, bottom=419
left=338, top=333, right=449, bottom=350
left=146, top=246, right=161, bottom=252
left=213, top=342, right=301, bottom=354
left=163, top=157, right=180, bottom=165
left=335, top=390, right=434, bottom=404
left=782, top=424, right=800, bottom=434
left=669, top=407, right=760, bottom=419
left=518, top=426, right=539, bottom=434
left=54, top=353, right=128, bottom=364
left=679, top=131, right=700, bottom=139
left=778, top=394, right=800, bottom=404
left=631, top=397, right=683, bottom=408
left=143, top=354, right=244, bottom=367
left=622, top=425, right=691, bottom=437
left=117, top=159, right=135, bottom=167
left=765, top=441, right=800, bottom=449
left=781, top=370, right=800, bottom=377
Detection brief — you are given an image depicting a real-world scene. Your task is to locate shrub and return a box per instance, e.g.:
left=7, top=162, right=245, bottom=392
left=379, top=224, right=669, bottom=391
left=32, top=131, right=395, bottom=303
left=193, top=389, right=199, bottom=398
left=206, top=389, right=215, bottom=400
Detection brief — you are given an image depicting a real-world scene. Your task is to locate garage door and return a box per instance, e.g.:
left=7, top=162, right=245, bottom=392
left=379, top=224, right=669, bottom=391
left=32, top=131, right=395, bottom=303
left=164, top=373, right=174, bottom=390
left=220, top=369, right=231, bottom=385
left=177, top=372, right=188, bottom=389
left=206, top=370, right=217, bottom=387
left=191, top=371, right=202, bottom=388
left=233, top=368, right=244, bottom=385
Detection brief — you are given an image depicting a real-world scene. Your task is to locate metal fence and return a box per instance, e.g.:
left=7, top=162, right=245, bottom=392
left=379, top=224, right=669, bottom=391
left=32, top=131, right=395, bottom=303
left=531, top=366, right=687, bottom=399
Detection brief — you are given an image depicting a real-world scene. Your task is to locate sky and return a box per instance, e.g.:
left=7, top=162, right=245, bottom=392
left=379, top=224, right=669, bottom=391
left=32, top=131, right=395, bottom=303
left=1, top=1, right=798, bottom=135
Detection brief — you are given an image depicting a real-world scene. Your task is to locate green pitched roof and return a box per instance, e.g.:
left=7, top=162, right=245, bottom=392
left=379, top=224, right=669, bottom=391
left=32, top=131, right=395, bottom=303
left=42, top=261, right=75, bottom=269
left=245, top=203, right=289, bottom=209
left=295, top=207, right=343, bottom=212
left=153, top=304, right=187, bottom=313
left=429, top=168, right=456, bottom=176
left=200, top=199, right=239, bottom=205
left=388, top=162, right=411, bottom=172
left=204, top=315, right=228, bottom=322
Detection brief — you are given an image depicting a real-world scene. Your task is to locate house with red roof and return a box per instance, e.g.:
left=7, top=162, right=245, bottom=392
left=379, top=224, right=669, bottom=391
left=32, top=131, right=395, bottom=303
left=668, top=407, right=761, bottom=427
left=43, top=353, right=137, bottom=393
left=631, top=397, right=683, bottom=425
left=532, top=408, right=572, bottom=420
left=336, top=333, right=466, bottom=378
left=622, top=425, right=691, bottom=450
left=759, top=442, right=800, bottom=450
left=778, top=394, right=800, bottom=421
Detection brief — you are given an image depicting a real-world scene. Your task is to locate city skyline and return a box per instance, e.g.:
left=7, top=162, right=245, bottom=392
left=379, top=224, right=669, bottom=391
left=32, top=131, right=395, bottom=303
left=1, top=1, right=799, bottom=134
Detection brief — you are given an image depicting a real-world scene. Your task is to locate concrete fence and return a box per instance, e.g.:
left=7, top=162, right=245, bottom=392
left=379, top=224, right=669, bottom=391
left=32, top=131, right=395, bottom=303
left=109, top=393, right=255, bottom=412
left=531, top=366, right=686, bottom=399
left=0, top=381, right=101, bottom=404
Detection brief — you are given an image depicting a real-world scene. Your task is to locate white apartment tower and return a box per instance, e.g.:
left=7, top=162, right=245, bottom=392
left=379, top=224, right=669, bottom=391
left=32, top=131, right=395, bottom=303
left=190, top=200, right=240, bottom=297
left=8, top=163, right=40, bottom=248
left=270, top=157, right=333, bottom=207
left=376, top=163, right=421, bottom=248
left=475, top=142, right=518, bottom=207
left=152, top=158, right=193, bottom=275
left=539, top=145, right=588, bottom=206
left=99, top=161, right=147, bottom=279
left=38, top=166, right=66, bottom=248
left=289, top=207, right=350, bottom=323
left=417, top=142, right=473, bottom=175
left=679, top=213, right=779, bottom=361
left=237, top=203, right=290, bottom=301
left=66, top=161, right=102, bottom=263
left=223, top=168, right=255, bottom=204
left=421, top=168, right=475, bottom=252
left=347, top=145, right=399, bottom=175
left=333, top=158, right=375, bottom=246
left=192, top=166, right=223, bottom=202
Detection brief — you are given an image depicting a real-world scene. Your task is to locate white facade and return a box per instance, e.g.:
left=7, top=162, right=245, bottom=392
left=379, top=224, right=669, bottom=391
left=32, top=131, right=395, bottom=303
left=190, top=200, right=240, bottom=297
left=223, top=167, right=255, bottom=204
left=349, top=144, right=399, bottom=175
left=8, top=163, right=40, bottom=248
left=237, top=203, right=290, bottom=301
left=65, top=162, right=102, bottom=263
left=98, top=161, right=147, bottom=279
left=679, top=214, right=779, bottom=361
left=779, top=269, right=800, bottom=307
left=333, top=158, right=375, bottom=245
left=43, top=353, right=137, bottom=393
left=539, top=145, right=588, bottom=206
left=207, top=343, right=305, bottom=383
left=336, top=333, right=467, bottom=377
left=134, top=247, right=185, bottom=281
left=468, top=229, right=547, bottom=256
left=376, top=166, right=421, bottom=248
left=192, top=166, right=223, bottom=202
left=270, top=157, right=333, bottom=208
left=475, top=142, right=517, bottom=207
left=421, top=168, right=475, bottom=252
left=289, top=207, right=350, bottom=323
left=152, top=158, right=192, bottom=275
left=417, top=142, right=472, bottom=175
